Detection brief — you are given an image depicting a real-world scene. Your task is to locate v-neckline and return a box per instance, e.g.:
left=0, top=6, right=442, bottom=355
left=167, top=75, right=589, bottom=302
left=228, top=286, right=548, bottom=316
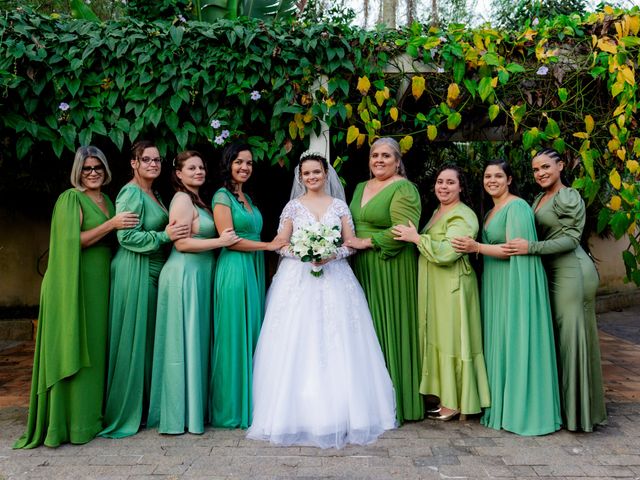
left=484, top=199, right=515, bottom=230
left=297, top=197, right=334, bottom=223
left=359, top=179, right=403, bottom=209
left=82, top=191, right=110, bottom=219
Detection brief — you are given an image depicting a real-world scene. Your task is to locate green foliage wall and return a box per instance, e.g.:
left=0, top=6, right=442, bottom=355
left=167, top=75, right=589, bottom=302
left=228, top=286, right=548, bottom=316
left=1, top=6, right=640, bottom=283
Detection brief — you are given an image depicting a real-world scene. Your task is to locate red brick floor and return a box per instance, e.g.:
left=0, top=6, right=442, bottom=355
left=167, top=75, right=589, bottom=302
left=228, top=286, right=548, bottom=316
left=1, top=329, right=639, bottom=409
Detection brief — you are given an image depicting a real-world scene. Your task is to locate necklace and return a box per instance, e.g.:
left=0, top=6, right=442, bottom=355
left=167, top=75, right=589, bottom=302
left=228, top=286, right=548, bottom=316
left=87, top=193, right=104, bottom=204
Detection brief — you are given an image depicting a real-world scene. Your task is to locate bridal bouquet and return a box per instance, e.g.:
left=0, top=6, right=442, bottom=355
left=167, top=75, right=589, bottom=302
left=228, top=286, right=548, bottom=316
left=289, top=222, right=343, bottom=277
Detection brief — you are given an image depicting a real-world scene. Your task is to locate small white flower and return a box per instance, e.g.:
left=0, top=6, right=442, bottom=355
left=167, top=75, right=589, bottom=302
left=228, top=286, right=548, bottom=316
left=178, top=14, right=186, bottom=23
left=210, top=119, right=221, bottom=128
left=250, top=90, right=261, bottom=101
left=532, top=18, right=539, bottom=26
left=221, top=129, right=230, bottom=139
left=214, top=136, right=224, bottom=145
left=58, top=102, right=70, bottom=111
left=85, top=0, right=91, bottom=4
left=536, top=66, right=549, bottom=75
left=439, top=36, right=447, bottom=43
left=437, top=67, right=445, bottom=73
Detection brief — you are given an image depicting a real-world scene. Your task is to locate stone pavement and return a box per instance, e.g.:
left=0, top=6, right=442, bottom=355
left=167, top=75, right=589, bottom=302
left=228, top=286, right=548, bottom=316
left=0, top=304, right=639, bottom=479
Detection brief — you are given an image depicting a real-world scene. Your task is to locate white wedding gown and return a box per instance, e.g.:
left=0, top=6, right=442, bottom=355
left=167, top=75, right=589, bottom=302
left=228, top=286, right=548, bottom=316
left=247, top=198, right=397, bottom=449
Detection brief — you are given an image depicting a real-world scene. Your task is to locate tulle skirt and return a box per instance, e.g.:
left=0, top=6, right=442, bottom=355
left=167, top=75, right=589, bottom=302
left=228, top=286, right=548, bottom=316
left=247, top=257, right=397, bottom=449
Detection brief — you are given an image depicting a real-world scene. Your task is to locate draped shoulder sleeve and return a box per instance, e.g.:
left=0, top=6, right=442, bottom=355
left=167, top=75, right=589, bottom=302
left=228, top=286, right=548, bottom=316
left=371, top=180, right=422, bottom=259
left=116, top=184, right=170, bottom=252
left=417, top=203, right=478, bottom=266
left=528, top=188, right=584, bottom=255
left=212, top=188, right=234, bottom=208
left=505, top=198, right=538, bottom=241
left=38, top=188, right=90, bottom=393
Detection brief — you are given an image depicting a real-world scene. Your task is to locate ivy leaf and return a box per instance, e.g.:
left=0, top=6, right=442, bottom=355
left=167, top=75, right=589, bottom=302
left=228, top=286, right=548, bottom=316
left=585, top=115, right=595, bottom=134
left=545, top=118, right=560, bottom=138
left=399, top=135, right=413, bottom=153
left=411, top=76, right=425, bottom=100
left=346, top=125, right=359, bottom=145
left=463, top=78, right=477, bottom=97
left=505, top=62, right=525, bottom=73
left=356, top=76, right=370, bottom=95
left=557, top=88, right=568, bottom=102
left=552, top=138, right=566, bottom=153
left=389, top=107, right=398, bottom=122
left=374, top=90, right=386, bottom=106
left=596, top=208, right=611, bottom=233
left=447, top=112, right=461, bottom=130
left=610, top=210, right=628, bottom=238
left=16, top=136, right=33, bottom=160
left=478, top=77, right=494, bottom=102
left=427, top=125, right=437, bottom=141
left=609, top=169, right=622, bottom=190
left=482, top=52, right=501, bottom=66
left=488, top=104, right=499, bottom=122
left=510, top=104, right=526, bottom=131
left=522, top=127, right=540, bottom=149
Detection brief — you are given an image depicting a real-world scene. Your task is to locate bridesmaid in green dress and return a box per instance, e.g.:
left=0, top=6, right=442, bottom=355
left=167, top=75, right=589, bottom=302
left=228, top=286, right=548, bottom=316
left=392, top=165, right=490, bottom=421
left=505, top=149, right=607, bottom=432
left=347, top=137, right=424, bottom=424
left=148, top=151, right=239, bottom=435
left=15, top=146, right=139, bottom=448
left=210, top=143, right=287, bottom=428
left=452, top=159, right=562, bottom=436
left=101, top=141, right=190, bottom=439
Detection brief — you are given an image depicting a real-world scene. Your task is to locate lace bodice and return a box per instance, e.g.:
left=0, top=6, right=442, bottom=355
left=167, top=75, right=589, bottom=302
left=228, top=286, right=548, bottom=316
left=278, top=198, right=355, bottom=259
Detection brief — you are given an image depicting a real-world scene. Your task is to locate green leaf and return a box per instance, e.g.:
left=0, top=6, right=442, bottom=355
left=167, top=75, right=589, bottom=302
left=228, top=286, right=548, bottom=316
left=109, top=128, right=124, bottom=150
left=488, top=104, right=499, bottom=121
left=59, top=124, right=76, bottom=147
left=544, top=118, right=560, bottom=138
left=505, top=62, right=525, bottom=73
left=596, top=207, right=610, bottom=233
left=170, top=94, right=183, bottom=112
left=552, top=138, right=566, bottom=153
left=169, top=26, right=184, bottom=47
left=463, top=78, right=477, bottom=97
left=478, top=77, right=494, bottom=102
left=16, top=136, right=33, bottom=160
left=621, top=36, right=640, bottom=47
left=481, top=52, right=501, bottom=66
left=453, top=60, right=465, bottom=84
left=447, top=112, right=461, bottom=130
left=557, top=88, right=568, bottom=103
left=610, top=211, right=630, bottom=238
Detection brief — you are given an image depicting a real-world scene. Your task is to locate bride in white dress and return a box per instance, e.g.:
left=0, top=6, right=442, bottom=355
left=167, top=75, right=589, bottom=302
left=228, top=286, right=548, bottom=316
left=247, top=152, right=397, bottom=449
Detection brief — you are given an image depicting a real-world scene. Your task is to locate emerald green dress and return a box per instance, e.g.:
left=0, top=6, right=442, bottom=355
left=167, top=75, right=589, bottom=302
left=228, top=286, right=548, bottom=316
left=349, top=180, right=424, bottom=423
left=529, top=188, right=607, bottom=432
left=101, top=183, right=170, bottom=438
left=417, top=203, right=490, bottom=414
left=148, top=197, right=215, bottom=434
left=14, top=189, right=114, bottom=448
left=480, top=198, right=562, bottom=436
left=209, top=188, right=265, bottom=428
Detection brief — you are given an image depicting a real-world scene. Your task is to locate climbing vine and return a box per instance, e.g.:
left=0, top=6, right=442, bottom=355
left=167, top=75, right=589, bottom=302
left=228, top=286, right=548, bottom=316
left=0, top=6, right=639, bottom=283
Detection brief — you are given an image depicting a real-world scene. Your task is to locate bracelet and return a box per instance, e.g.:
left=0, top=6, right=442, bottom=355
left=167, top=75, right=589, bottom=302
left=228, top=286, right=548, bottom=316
left=475, top=242, right=481, bottom=258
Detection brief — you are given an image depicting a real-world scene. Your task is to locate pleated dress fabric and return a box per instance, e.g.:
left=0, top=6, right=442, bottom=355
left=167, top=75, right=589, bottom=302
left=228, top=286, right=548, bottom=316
left=14, top=189, right=114, bottom=448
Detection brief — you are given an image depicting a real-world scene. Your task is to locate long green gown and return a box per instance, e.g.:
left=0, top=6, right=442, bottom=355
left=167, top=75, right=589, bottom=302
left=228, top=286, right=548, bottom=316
left=417, top=202, right=490, bottom=414
left=529, top=188, right=607, bottom=432
left=14, top=189, right=114, bottom=448
left=101, top=183, right=170, bottom=438
left=148, top=197, right=215, bottom=434
left=349, top=180, right=424, bottom=423
left=209, top=188, right=265, bottom=428
left=480, top=198, right=562, bottom=436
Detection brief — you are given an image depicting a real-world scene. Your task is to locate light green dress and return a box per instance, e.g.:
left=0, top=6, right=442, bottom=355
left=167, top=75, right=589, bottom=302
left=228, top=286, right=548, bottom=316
left=101, top=183, right=170, bottom=438
left=417, top=202, right=490, bottom=414
left=148, top=196, right=215, bottom=434
left=349, top=180, right=424, bottom=424
left=529, top=188, right=607, bottom=432
left=480, top=198, right=562, bottom=436
left=209, top=188, right=265, bottom=428
left=15, top=189, right=114, bottom=448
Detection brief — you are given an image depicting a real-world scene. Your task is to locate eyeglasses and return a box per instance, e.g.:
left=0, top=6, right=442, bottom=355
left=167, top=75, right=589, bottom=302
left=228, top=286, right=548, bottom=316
left=139, top=156, right=164, bottom=165
left=81, top=165, right=105, bottom=175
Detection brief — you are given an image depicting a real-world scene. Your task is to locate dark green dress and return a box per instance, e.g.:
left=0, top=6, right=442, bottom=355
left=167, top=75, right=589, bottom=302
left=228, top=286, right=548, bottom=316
left=529, top=188, right=607, bottom=432
left=101, top=183, right=170, bottom=438
left=349, top=180, right=424, bottom=424
left=14, top=189, right=114, bottom=448
left=480, top=198, right=562, bottom=436
left=209, top=188, right=265, bottom=428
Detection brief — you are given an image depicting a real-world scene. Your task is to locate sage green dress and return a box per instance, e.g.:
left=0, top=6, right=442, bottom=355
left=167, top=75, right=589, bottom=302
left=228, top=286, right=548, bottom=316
left=349, top=180, right=424, bottom=423
left=210, top=188, right=265, bottom=428
left=417, top=203, right=490, bottom=414
left=480, top=198, right=562, bottom=436
left=101, top=183, right=170, bottom=438
left=148, top=197, right=216, bottom=434
left=529, top=188, right=607, bottom=432
left=14, top=189, right=114, bottom=448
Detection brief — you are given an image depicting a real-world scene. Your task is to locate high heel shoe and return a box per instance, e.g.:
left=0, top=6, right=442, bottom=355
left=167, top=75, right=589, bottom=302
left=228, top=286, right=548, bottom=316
left=426, top=406, right=441, bottom=414
left=433, top=408, right=460, bottom=421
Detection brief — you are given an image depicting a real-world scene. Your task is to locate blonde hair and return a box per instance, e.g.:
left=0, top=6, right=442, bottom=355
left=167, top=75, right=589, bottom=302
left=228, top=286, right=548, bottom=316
left=70, top=146, right=112, bottom=191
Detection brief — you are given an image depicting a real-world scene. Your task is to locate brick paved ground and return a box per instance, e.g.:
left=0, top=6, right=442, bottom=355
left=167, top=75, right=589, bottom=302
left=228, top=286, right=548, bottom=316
left=1, top=304, right=639, bottom=479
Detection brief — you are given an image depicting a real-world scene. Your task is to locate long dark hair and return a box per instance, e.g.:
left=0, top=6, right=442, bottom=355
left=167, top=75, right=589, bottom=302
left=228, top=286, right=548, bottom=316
left=171, top=150, right=209, bottom=211
left=220, top=142, right=252, bottom=198
left=434, top=163, right=472, bottom=208
left=484, top=158, right=519, bottom=196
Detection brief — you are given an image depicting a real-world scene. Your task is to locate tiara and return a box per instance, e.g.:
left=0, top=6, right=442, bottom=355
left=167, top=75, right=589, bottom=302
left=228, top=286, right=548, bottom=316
left=299, top=150, right=326, bottom=162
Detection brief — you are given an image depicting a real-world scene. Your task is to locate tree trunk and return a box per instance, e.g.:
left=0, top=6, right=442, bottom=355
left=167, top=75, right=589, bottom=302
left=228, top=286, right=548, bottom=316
left=378, top=0, right=397, bottom=28
left=431, top=0, right=439, bottom=27
left=407, top=0, right=416, bottom=24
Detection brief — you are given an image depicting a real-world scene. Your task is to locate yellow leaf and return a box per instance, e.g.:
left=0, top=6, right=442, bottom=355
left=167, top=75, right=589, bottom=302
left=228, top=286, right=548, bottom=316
left=294, top=113, right=304, bottom=129
left=389, top=107, right=399, bottom=122
left=613, top=103, right=627, bottom=117
left=617, top=114, right=626, bottom=128
left=288, top=121, right=298, bottom=140
left=371, top=119, right=381, bottom=131
left=447, top=83, right=460, bottom=101
left=628, top=221, right=637, bottom=235
left=399, top=135, right=413, bottom=154
left=626, top=159, right=639, bottom=174
left=620, top=66, right=635, bottom=85
left=608, top=138, right=621, bottom=152
left=609, top=195, right=622, bottom=211
left=356, top=76, right=371, bottom=95
left=356, top=133, right=366, bottom=148
left=412, top=76, right=426, bottom=100
left=383, top=87, right=390, bottom=99
left=427, top=125, right=437, bottom=141
left=617, top=148, right=626, bottom=161
left=604, top=5, right=614, bottom=15
left=591, top=34, right=598, bottom=48
left=573, top=132, right=589, bottom=139
left=325, top=98, right=335, bottom=108
left=585, top=115, right=595, bottom=134
left=612, top=81, right=625, bottom=97
left=614, top=21, right=623, bottom=40
left=610, top=168, right=622, bottom=190
left=303, top=110, right=313, bottom=123
left=491, top=76, right=498, bottom=88
left=375, top=90, right=386, bottom=107
left=597, top=37, right=618, bottom=54
left=346, top=125, right=360, bottom=145
left=628, top=14, right=639, bottom=35
left=345, top=104, right=353, bottom=119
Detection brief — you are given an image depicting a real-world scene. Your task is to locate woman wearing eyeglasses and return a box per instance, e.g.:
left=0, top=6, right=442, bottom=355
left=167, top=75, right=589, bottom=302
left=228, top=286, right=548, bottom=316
left=101, top=141, right=190, bottom=439
left=14, top=146, right=139, bottom=449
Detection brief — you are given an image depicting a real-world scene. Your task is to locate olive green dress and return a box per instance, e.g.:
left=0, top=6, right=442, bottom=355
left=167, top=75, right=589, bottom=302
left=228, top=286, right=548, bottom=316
left=14, top=189, right=114, bottom=448
left=148, top=197, right=216, bottom=434
left=349, top=180, right=424, bottom=423
left=529, top=188, right=607, bottom=432
left=480, top=198, right=562, bottom=436
left=417, top=203, right=490, bottom=414
left=209, top=188, right=265, bottom=428
left=101, top=183, right=170, bottom=438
